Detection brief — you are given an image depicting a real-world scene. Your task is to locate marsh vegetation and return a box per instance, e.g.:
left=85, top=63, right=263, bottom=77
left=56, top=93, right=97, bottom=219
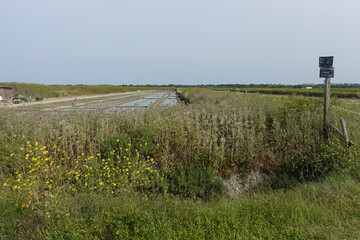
left=1, top=88, right=360, bottom=239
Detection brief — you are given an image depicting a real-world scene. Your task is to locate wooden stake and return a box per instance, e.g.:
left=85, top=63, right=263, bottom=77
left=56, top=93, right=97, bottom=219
left=340, top=118, right=349, bottom=144
left=330, top=124, right=347, bottom=144
left=330, top=124, right=342, bottom=138
left=330, top=121, right=353, bottom=146
left=323, top=78, right=331, bottom=140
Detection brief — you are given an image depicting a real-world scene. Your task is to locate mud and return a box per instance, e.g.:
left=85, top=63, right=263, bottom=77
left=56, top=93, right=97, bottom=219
left=222, top=169, right=269, bottom=198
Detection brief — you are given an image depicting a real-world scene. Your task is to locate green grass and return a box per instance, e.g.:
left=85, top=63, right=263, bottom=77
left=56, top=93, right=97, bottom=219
left=1, top=88, right=360, bottom=238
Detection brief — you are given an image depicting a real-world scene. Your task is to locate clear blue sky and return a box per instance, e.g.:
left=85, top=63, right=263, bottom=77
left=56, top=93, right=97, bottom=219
left=1, top=0, right=359, bottom=85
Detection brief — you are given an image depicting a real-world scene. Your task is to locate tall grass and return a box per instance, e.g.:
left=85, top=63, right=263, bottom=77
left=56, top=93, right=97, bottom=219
left=0, top=92, right=329, bottom=174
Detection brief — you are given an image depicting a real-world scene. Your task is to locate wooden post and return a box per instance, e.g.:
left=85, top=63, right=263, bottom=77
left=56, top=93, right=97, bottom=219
left=340, top=118, right=349, bottom=144
left=244, top=90, right=247, bottom=97
left=323, top=78, right=331, bottom=140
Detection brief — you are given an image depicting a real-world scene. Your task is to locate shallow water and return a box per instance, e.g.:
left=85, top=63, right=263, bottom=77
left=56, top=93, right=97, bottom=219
left=160, top=98, right=177, bottom=106
left=118, top=91, right=177, bottom=108
left=62, top=91, right=178, bottom=112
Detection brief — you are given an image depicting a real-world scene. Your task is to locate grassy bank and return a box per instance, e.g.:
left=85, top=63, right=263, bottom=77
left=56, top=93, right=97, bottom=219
left=0, top=82, right=153, bottom=99
left=1, top=88, right=360, bottom=238
left=2, top=170, right=360, bottom=239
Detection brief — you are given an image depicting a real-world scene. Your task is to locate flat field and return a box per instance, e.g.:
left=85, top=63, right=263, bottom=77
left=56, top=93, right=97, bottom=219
left=1, top=88, right=360, bottom=239
left=219, top=87, right=360, bottom=99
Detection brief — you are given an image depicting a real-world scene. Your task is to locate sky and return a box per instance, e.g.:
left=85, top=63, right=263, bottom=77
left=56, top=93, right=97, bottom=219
left=1, top=0, right=360, bottom=85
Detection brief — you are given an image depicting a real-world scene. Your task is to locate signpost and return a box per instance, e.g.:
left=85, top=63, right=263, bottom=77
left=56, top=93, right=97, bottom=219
left=319, top=56, right=334, bottom=140
left=319, top=67, right=334, bottom=78
left=319, top=56, right=333, bottom=68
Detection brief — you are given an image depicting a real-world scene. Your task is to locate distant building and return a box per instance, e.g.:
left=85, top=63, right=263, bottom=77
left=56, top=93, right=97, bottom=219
left=305, top=87, right=312, bottom=90
left=0, top=87, right=15, bottom=101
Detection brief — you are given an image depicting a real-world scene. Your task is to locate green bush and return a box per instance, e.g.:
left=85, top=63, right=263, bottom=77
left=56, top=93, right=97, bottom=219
left=289, top=139, right=359, bottom=180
